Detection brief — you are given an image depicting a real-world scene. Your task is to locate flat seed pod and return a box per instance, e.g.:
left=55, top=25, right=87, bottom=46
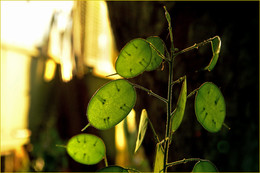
left=66, top=134, right=105, bottom=165
left=87, top=79, right=136, bottom=130
left=98, top=165, right=129, bottom=172
left=171, top=77, right=187, bottom=133
left=205, top=36, right=221, bottom=71
left=115, top=38, right=152, bottom=78
left=153, top=143, right=164, bottom=173
left=146, top=36, right=165, bottom=71
left=195, top=82, right=226, bottom=133
left=192, top=160, right=218, bottom=172
left=134, top=109, right=148, bottom=153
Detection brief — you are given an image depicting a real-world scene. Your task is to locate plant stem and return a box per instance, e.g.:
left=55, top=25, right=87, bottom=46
left=104, top=154, right=108, bottom=167
left=146, top=40, right=169, bottom=62
left=171, top=76, right=186, bottom=86
left=223, top=122, right=231, bottom=130
left=56, top=144, right=67, bottom=148
left=173, top=37, right=215, bottom=57
left=163, top=59, right=174, bottom=173
left=132, top=83, right=168, bottom=103
left=187, top=88, right=199, bottom=99
left=166, top=158, right=206, bottom=168
left=147, top=117, right=161, bottom=143
left=81, top=123, right=91, bottom=132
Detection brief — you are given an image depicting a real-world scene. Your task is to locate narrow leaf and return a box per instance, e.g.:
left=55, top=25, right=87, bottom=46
left=171, top=76, right=187, bottom=133
left=87, top=79, right=136, bottom=130
left=115, top=38, right=152, bottom=78
left=66, top=134, right=105, bottom=165
left=98, top=165, right=129, bottom=172
left=146, top=36, right=165, bottom=71
left=134, top=109, right=149, bottom=153
left=153, top=143, right=164, bottom=173
left=192, top=160, right=218, bottom=172
left=205, top=36, right=221, bottom=71
left=194, top=82, right=226, bottom=133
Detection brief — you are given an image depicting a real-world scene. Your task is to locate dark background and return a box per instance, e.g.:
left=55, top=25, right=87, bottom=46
left=28, top=1, right=259, bottom=172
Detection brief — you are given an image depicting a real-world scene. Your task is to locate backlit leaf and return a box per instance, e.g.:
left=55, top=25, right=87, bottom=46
left=192, top=160, right=218, bottom=172
left=195, top=82, right=226, bottom=133
left=87, top=79, right=136, bottom=130
left=98, top=165, right=129, bottom=172
left=146, top=36, right=165, bottom=71
left=115, top=38, right=152, bottom=78
left=171, top=76, right=187, bottom=133
left=205, top=36, right=221, bottom=71
left=134, top=109, right=148, bottom=153
left=153, top=143, right=164, bottom=173
left=66, top=134, right=105, bottom=165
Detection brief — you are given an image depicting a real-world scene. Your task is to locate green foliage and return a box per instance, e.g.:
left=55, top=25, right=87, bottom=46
left=97, top=165, right=129, bottom=172
left=87, top=79, right=136, bottom=130
left=59, top=6, right=227, bottom=173
left=134, top=109, right=148, bottom=153
left=153, top=143, right=164, bottom=173
left=170, top=76, right=187, bottom=134
left=195, top=82, right=226, bottom=133
left=205, top=36, right=221, bottom=71
left=66, top=134, right=106, bottom=165
left=146, top=36, right=165, bottom=71
left=115, top=38, right=152, bottom=78
left=192, top=160, right=218, bottom=172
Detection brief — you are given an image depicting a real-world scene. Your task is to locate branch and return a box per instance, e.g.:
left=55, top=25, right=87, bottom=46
left=187, top=88, right=199, bottom=99
left=173, top=37, right=216, bottom=57
left=147, top=117, right=161, bottom=144
left=166, top=158, right=208, bottom=168
left=131, top=83, right=168, bottom=103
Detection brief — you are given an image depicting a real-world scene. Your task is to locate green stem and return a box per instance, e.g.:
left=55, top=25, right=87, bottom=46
left=163, top=59, right=174, bottom=173
left=223, top=123, right=231, bottom=130
left=56, top=144, right=67, bottom=148
left=132, top=83, right=168, bottom=103
left=146, top=40, right=169, bottom=62
left=173, top=37, right=215, bottom=57
left=147, top=117, right=161, bottom=143
left=81, top=123, right=91, bottom=132
left=104, top=154, right=108, bottom=167
left=166, top=158, right=206, bottom=168
left=171, top=76, right=186, bottom=86
left=187, top=88, right=199, bottom=99
left=163, top=6, right=175, bottom=57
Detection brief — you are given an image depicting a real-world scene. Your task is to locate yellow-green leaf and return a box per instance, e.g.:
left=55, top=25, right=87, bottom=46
left=98, top=166, right=129, bottom=172
left=153, top=143, right=164, bottom=173
left=87, top=79, right=136, bottom=130
left=146, top=36, right=165, bottom=71
left=195, top=82, right=226, bottom=133
left=66, top=134, right=105, bottom=165
left=115, top=38, right=152, bottom=78
left=205, top=36, right=221, bottom=71
left=192, top=160, right=218, bottom=172
left=171, top=76, right=187, bottom=133
left=134, top=109, right=148, bottom=153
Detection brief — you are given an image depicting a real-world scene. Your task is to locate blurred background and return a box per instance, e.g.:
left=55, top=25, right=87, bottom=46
left=1, top=1, right=259, bottom=172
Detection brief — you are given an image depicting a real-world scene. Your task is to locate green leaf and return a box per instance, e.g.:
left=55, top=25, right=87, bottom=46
left=195, top=82, right=226, bottom=133
left=115, top=38, right=152, bottom=78
left=146, top=36, right=165, bottom=71
left=171, top=76, right=187, bottom=133
left=153, top=143, right=164, bottom=173
left=134, top=109, right=148, bottom=153
left=205, top=36, right=221, bottom=71
left=87, top=79, right=136, bottom=130
left=192, top=160, right=218, bottom=172
left=97, top=165, right=129, bottom=172
left=66, top=134, right=105, bottom=165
